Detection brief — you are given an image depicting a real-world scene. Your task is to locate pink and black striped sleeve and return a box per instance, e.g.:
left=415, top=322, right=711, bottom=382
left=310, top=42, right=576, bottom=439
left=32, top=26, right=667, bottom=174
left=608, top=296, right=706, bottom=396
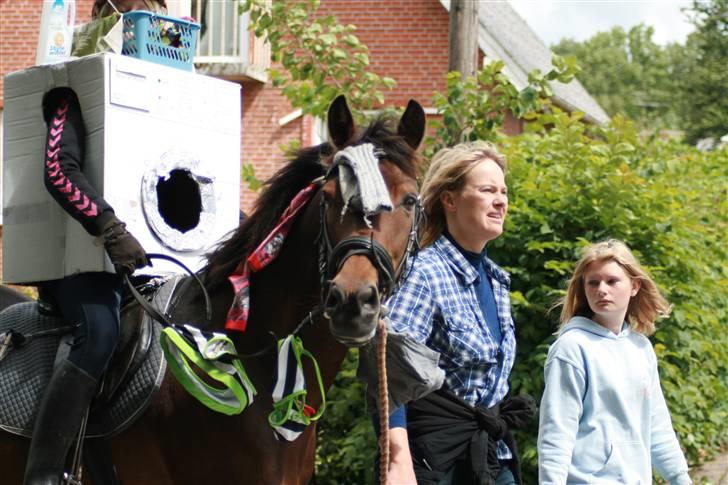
left=42, top=88, right=115, bottom=236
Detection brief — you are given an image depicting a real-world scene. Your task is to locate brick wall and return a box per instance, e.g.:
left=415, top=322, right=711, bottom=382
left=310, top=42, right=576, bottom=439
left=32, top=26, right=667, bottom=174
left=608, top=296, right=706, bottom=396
left=239, top=81, right=301, bottom=212
left=320, top=0, right=451, bottom=108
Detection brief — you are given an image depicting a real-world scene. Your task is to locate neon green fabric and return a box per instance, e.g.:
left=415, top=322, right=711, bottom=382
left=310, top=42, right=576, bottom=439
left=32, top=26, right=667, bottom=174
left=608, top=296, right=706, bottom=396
left=268, top=335, right=326, bottom=433
left=159, top=326, right=256, bottom=416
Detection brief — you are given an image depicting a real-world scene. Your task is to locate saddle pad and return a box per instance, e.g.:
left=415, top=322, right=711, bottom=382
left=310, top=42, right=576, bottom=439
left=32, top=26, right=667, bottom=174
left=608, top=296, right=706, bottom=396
left=0, top=296, right=167, bottom=438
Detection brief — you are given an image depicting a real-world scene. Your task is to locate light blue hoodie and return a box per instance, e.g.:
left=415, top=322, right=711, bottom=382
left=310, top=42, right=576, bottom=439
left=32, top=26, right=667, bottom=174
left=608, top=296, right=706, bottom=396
left=537, top=317, right=691, bottom=484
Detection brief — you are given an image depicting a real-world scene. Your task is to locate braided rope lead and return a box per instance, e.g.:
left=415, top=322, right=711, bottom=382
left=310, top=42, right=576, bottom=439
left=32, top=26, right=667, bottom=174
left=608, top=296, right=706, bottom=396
left=377, top=318, right=389, bottom=485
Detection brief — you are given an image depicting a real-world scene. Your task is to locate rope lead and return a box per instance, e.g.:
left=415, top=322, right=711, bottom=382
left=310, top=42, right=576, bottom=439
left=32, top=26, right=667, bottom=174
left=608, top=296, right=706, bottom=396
left=377, top=318, right=389, bottom=485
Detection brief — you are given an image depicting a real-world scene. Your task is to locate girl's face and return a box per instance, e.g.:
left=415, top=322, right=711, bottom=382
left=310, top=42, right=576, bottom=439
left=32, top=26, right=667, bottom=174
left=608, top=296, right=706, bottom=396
left=583, top=260, right=640, bottom=331
left=442, top=159, right=508, bottom=252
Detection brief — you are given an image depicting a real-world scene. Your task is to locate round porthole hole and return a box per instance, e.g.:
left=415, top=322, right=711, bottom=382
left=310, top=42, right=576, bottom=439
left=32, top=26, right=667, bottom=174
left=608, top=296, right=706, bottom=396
left=156, top=169, right=202, bottom=233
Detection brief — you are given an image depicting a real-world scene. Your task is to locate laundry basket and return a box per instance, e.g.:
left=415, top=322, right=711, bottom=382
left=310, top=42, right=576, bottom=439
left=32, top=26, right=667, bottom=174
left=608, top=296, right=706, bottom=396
left=122, top=10, right=200, bottom=71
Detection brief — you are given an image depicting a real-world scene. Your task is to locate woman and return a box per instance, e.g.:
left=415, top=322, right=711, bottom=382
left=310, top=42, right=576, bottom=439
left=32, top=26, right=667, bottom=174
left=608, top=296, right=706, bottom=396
left=538, top=240, right=691, bottom=484
left=384, top=141, right=535, bottom=485
left=23, top=1, right=166, bottom=483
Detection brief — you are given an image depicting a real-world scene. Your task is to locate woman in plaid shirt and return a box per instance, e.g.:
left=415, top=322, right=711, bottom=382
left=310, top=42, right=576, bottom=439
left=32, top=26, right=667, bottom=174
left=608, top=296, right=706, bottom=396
left=384, top=141, right=534, bottom=484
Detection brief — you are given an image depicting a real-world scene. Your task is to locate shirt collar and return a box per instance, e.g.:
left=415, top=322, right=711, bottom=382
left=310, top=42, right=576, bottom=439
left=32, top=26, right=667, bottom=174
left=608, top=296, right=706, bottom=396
left=433, top=235, right=510, bottom=287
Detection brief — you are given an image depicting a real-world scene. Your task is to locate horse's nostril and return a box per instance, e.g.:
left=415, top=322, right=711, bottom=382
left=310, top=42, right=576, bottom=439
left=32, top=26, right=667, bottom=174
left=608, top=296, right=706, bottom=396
left=325, top=284, right=346, bottom=314
left=356, top=285, right=379, bottom=308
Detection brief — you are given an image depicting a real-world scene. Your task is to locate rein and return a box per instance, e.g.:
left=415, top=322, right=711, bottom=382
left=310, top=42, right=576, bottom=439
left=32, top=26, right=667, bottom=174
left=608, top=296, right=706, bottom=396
left=124, top=253, right=212, bottom=328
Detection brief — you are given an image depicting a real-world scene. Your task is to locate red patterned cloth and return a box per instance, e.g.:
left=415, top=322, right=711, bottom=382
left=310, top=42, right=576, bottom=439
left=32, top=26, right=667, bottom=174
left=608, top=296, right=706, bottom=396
left=226, top=183, right=319, bottom=332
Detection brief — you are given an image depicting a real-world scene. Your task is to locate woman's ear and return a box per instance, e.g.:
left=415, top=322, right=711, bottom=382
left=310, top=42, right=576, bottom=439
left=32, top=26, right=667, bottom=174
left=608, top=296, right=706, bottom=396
left=440, top=191, right=456, bottom=213
left=630, top=279, right=641, bottom=297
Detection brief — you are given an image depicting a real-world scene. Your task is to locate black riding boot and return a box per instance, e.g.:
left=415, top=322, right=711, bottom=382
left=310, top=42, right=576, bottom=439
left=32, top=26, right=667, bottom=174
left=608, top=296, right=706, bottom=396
left=24, top=360, right=98, bottom=485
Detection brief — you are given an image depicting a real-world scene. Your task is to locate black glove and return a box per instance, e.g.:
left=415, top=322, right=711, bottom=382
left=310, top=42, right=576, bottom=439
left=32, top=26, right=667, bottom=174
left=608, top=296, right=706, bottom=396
left=99, top=216, right=149, bottom=275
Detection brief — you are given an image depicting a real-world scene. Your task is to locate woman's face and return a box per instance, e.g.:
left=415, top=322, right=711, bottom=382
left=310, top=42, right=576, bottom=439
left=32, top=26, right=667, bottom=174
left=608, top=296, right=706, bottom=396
left=583, top=260, right=640, bottom=330
left=442, top=158, right=508, bottom=252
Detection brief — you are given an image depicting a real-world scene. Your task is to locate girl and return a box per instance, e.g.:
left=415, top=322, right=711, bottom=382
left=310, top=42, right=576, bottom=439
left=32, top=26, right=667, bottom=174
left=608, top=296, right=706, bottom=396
left=538, top=240, right=691, bottom=484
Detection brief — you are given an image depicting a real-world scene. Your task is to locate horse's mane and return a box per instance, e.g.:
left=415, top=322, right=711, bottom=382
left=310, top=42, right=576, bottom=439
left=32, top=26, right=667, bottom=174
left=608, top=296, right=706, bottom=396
left=203, top=115, right=420, bottom=292
left=203, top=143, right=330, bottom=291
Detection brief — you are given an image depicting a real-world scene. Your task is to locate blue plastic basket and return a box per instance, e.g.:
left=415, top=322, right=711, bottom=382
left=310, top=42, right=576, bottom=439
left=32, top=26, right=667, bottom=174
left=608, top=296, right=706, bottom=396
left=122, top=10, right=200, bottom=71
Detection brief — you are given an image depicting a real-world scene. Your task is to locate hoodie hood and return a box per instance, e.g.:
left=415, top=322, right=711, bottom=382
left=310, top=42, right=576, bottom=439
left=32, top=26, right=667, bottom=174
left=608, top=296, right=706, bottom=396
left=560, top=316, right=631, bottom=340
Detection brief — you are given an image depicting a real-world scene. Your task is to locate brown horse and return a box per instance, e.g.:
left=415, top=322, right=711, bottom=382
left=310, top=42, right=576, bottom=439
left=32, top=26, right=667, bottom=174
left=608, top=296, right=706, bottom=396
left=0, top=95, right=425, bottom=484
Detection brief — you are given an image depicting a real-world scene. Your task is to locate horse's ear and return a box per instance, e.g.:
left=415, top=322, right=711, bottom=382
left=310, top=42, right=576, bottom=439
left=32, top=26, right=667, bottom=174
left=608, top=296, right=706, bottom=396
left=327, top=95, right=356, bottom=149
left=397, top=99, right=426, bottom=150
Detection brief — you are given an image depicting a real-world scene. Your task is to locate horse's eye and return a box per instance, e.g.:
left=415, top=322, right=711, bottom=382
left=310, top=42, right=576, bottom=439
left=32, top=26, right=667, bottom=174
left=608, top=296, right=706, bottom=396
left=402, top=193, right=419, bottom=209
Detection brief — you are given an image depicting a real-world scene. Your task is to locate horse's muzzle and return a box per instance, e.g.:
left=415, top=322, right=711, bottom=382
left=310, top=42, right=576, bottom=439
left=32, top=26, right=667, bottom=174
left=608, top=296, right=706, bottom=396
left=324, top=282, right=380, bottom=346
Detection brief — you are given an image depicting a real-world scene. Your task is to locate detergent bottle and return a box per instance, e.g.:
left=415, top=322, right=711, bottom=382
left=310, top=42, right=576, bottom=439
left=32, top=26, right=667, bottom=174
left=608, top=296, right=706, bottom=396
left=35, top=0, right=76, bottom=65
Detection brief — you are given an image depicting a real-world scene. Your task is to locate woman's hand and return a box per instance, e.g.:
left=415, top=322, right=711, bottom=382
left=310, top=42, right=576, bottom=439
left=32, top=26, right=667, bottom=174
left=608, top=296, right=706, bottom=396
left=387, top=427, right=417, bottom=484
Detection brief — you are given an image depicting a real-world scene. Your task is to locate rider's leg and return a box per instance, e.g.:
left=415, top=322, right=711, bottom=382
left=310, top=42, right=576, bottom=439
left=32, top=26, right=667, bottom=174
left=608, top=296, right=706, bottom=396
left=24, top=272, right=122, bottom=485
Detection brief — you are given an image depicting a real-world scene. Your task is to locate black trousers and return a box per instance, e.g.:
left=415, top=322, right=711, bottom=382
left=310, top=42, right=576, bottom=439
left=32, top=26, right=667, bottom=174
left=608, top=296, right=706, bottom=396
left=42, top=272, right=122, bottom=379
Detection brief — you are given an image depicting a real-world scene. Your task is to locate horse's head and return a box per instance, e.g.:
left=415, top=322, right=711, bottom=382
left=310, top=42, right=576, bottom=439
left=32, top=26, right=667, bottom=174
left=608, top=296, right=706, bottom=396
left=318, top=96, right=426, bottom=346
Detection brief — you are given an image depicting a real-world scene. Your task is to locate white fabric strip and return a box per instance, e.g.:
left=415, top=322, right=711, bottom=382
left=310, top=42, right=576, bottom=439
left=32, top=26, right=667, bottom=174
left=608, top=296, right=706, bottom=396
left=333, top=143, right=392, bottom=226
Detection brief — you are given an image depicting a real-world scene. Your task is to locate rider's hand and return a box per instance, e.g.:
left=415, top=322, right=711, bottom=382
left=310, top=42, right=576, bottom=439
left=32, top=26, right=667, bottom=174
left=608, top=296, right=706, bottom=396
left=99, top=215, right=149, bottom=275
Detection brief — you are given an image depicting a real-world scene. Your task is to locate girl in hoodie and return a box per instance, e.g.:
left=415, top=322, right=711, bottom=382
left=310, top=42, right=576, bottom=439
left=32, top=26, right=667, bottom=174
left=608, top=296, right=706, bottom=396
left=537, top=240, right=691, bottom=484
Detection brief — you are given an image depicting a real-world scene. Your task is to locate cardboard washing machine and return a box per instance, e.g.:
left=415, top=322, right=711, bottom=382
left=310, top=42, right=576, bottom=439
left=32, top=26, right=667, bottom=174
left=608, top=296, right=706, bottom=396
left=2, top=53, right=241, bottom=283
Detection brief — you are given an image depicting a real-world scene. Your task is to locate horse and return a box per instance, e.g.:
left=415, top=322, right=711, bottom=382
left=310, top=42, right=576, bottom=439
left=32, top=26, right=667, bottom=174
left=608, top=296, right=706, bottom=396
left=0, top=95, right=425, bottom=484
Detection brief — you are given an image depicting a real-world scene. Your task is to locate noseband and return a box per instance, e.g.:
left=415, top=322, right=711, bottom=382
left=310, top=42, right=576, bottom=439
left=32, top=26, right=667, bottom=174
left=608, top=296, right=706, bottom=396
left=316, top=163, right=422, bottom=303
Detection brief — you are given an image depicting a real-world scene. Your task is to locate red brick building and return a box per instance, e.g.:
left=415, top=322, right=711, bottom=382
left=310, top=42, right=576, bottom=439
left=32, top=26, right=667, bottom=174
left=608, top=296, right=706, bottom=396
left=0, top=0, right=606, bottom=280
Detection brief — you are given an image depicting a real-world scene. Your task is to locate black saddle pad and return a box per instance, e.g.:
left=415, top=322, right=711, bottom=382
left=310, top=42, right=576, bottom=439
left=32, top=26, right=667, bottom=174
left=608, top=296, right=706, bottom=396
left=0, top=293, right=168, bottom=438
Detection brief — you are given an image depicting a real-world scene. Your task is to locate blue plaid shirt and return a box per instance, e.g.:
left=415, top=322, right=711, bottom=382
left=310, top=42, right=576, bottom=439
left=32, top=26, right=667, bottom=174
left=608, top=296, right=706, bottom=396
left=387, top=235, right=516, bottom=458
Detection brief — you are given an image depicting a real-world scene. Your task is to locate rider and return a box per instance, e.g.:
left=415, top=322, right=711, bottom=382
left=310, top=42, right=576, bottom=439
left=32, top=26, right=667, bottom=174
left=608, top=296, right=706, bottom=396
left=24, top=1, right=166, bottom=483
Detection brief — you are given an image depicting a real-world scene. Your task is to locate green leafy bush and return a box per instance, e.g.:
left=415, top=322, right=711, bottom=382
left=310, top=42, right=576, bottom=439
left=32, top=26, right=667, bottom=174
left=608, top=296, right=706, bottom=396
left=315, top=350, right=377, bottom=484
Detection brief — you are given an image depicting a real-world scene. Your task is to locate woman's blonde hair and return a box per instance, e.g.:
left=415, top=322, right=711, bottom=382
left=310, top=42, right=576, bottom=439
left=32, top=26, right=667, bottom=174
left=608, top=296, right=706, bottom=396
left=419, top=141, right=507, bottom=247
left=559, top=239, right=671, bottom=336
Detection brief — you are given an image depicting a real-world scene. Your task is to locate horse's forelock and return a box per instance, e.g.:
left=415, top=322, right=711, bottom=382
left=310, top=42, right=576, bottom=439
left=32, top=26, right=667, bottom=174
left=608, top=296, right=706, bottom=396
left=322, top=116, right=419, bottom=179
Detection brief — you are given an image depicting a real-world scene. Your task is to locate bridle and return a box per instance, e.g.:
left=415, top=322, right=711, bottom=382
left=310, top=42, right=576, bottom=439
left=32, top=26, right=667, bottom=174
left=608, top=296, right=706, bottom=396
left=316, top=155, right=423, bottom=305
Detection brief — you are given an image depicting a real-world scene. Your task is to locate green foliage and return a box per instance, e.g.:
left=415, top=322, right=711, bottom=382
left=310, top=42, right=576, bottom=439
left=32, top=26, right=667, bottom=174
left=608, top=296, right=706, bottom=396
left=425, top=56, right=579, bottom=157
left=552, top=24, right=683, bottom=130
left=678, top=0, right=728, bottom=144
left=241, top=163, right=262, bottom=191
left=315, top=349, right=377, bottom=484
left=241, top=0, right=395, bottom=119
left=552, top=3, right=728, bottom=143
left=232, top=3, right=727, bottom=480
